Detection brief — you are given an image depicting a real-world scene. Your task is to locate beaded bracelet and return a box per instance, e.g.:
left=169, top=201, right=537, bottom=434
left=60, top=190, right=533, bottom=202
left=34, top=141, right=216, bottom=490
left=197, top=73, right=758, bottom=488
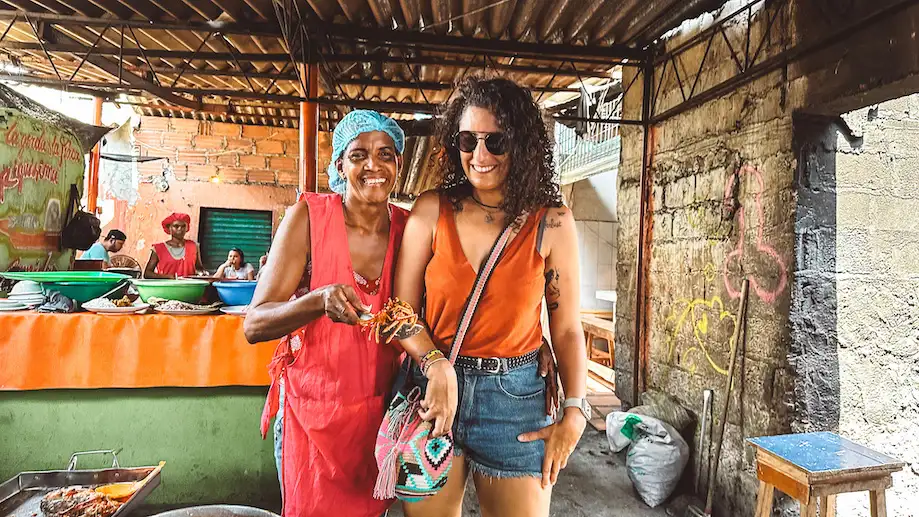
left=420, top=348, right=444, bottom=364
left=419, top=349, right=446, bottom=374
left=421, top=357, right=447, bottom=377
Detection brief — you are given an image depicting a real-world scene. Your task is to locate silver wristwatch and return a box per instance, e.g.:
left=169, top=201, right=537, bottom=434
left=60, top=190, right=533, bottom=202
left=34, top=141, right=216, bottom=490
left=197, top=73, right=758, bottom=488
left=562, top=397, right=592, bottom=420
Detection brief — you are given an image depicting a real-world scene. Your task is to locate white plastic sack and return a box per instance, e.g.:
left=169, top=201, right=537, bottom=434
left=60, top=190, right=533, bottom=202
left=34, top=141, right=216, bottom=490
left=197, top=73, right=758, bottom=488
left=606, top=412, right=690, bottom=508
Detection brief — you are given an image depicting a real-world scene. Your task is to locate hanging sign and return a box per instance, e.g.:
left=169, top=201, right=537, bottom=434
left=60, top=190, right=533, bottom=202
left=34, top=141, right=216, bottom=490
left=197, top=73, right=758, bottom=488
left=0, top=108, right=85, bottom=272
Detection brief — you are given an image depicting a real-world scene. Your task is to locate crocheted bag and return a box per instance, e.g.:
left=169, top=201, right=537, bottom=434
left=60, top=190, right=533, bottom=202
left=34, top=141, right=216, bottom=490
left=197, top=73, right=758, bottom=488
left=373, top=219, right=518, bottom=502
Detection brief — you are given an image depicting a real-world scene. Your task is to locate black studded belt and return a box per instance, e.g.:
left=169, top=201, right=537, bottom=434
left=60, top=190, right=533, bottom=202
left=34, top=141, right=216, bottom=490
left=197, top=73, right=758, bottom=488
left=454, top=349, right=539, bottom=374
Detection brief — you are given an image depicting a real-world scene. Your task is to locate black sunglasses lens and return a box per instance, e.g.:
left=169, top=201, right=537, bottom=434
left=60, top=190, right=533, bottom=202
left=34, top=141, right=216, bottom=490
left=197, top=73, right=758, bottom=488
left=484, top=133, right=508, bottom=155
left=456, top=131, right=478, bottom=153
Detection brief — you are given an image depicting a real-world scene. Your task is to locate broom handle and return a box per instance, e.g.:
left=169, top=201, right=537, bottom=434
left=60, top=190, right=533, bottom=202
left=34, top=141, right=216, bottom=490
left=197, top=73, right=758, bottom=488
left=704, top=278, right=749, bottom=514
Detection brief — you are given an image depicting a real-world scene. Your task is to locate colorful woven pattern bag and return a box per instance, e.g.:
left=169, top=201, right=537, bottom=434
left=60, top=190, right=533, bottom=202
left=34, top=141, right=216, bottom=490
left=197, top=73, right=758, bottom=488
left=373, top=219, right=518, bottom=502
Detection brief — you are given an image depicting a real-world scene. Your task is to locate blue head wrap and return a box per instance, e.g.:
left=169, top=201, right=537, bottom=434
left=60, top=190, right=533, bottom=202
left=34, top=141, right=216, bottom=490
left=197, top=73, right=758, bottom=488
left=327, top=110, right=405, bottom=195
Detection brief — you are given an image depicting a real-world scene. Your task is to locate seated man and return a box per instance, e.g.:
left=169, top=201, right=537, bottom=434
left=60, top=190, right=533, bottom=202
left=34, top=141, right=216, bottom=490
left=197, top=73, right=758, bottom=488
left=78, top=229, right=127, bottom=268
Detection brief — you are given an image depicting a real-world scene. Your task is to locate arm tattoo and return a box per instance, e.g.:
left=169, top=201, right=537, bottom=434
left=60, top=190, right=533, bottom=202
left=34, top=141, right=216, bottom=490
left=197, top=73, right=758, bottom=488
left=544, top=268, right=561, bottom=312
left=545, top=217, right=562, bottom=229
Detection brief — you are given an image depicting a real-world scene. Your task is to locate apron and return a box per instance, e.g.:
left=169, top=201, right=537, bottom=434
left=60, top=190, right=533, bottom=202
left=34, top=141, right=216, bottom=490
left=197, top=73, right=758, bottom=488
left=260, top=193, right=406, bottom=517
left=152, top=240, right=197, bottom=277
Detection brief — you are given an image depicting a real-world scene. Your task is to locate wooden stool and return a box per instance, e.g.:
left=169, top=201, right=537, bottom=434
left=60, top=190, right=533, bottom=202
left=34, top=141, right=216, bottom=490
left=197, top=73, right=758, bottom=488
left=580, top=315, right=615, bottom=367
left=748, top=432, right=904, bottom=517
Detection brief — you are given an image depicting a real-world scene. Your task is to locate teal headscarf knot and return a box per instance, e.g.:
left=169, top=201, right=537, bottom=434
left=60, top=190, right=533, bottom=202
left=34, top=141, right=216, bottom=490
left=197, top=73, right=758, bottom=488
left=328, top=110, right=405, bottom=195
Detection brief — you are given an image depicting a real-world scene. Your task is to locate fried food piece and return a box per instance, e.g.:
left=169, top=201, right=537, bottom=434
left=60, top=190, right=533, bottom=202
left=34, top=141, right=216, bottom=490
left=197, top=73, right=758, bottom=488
left=40, top=486, right=123, bottom=517
left=359, top=298, right=420, bottom=343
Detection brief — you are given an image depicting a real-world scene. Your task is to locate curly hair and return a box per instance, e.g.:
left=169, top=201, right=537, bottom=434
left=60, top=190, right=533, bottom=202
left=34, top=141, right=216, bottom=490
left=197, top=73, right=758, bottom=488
left=434, top=76, right=562, bottom=221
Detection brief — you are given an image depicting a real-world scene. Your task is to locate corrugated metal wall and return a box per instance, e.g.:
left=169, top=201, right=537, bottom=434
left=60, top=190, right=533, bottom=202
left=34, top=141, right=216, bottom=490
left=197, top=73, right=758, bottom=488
left=199, top=208, right=273, bottom=271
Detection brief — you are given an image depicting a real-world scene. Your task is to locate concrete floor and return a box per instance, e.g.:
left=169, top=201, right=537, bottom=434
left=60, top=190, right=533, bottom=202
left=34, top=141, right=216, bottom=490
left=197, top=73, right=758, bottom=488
left=389, top=430, right=671, bottom=517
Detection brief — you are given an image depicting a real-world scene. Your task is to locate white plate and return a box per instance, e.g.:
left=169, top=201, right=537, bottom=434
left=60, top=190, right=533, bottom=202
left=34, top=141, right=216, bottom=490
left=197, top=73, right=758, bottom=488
left=0, top=304, right=28, bottom=311
left=154, top=307, right=219, bottom=316
left=220, top=305, right=248, bottom=316
left=84, top=304, right=150, bottom=315
left=9, top=296, right=44, bottom=303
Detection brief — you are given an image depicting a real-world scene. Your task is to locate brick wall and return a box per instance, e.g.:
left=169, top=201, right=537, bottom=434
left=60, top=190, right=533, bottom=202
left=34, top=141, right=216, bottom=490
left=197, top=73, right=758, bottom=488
left=101, top=117, right=334, bottom=269
left=134, top=116, right=332, bottom=190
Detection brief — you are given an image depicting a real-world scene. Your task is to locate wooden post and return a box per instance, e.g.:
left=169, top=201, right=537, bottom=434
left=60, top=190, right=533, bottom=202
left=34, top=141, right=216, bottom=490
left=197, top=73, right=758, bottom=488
left=299, top=62, right=319, bottom=193
left=87, top=96, right=103, bottom=213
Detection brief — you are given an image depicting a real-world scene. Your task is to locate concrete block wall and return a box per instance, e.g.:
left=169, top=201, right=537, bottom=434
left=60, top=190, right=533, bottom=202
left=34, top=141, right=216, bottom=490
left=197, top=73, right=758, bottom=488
left=792, top=97, right=919, bottom=517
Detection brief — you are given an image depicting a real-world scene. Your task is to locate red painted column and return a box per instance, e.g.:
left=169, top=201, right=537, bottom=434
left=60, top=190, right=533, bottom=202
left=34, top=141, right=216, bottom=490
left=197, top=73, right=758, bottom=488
left=87, top=96, right=103, bottom=213
left=299, top=63, right=319, bottom=193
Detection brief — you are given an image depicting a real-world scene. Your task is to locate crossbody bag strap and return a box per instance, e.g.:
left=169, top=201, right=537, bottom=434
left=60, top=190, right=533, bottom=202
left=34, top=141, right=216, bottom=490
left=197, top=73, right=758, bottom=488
left=446, top=215, right=524, bottom=363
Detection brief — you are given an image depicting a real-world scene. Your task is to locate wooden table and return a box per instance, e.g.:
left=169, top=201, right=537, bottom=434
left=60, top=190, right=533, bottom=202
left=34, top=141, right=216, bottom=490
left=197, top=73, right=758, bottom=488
left=748, top=432, right=905, bottom=517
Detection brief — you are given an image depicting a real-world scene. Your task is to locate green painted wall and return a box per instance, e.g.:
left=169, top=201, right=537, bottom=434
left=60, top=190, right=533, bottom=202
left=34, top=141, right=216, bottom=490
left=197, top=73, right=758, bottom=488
left=0, top=387, right=280, bottom=509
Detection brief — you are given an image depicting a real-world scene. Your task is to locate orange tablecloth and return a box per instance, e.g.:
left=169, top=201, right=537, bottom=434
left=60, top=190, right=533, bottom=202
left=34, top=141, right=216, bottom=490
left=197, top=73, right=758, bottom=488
left=0, top=312, right=279, bottom=390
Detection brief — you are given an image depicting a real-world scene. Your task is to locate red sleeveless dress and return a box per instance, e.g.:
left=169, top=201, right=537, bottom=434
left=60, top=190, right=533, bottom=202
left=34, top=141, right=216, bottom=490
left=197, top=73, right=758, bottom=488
left=152, top=241, right=197, bottom=277
left=260, top=193, right=407, bottom=517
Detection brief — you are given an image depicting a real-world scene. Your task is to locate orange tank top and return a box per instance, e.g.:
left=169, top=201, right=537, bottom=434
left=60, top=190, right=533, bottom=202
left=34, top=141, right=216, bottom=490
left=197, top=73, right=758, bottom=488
left=424, top=197, right=547, bottom=358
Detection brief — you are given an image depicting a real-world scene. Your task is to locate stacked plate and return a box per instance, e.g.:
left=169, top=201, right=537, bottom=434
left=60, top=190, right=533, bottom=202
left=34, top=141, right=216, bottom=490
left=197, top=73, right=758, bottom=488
left=7, top=281, right=44, bottom=307
left=0, top=299, right=28, bottom=311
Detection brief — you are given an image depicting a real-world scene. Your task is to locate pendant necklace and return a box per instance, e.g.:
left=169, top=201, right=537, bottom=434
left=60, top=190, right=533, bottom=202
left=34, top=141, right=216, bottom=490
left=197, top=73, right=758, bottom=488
left=470, top=194, right=500, bottom=224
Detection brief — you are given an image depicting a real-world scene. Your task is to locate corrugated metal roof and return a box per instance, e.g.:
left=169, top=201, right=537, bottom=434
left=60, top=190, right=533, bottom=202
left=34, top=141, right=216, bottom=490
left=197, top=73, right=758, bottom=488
left=0, top=1, right=726, bottom=127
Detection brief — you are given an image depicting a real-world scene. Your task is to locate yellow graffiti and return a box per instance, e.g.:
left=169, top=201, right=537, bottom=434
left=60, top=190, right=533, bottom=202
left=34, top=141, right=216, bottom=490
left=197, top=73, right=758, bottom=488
left=665, top=296, right=739, bottom=376
left=703, top=263, right=717, bottom=283
left=687, top=206, right=705, bottom=229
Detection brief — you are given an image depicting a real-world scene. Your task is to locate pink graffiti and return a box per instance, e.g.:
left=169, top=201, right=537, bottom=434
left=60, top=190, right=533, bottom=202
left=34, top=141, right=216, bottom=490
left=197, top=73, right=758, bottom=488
left=722, top=164, right=787, bottom=304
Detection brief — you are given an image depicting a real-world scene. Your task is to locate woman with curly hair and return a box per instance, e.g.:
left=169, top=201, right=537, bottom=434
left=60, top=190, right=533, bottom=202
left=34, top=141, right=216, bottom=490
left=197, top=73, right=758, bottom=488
left=393, top=77, right=588, bottom=516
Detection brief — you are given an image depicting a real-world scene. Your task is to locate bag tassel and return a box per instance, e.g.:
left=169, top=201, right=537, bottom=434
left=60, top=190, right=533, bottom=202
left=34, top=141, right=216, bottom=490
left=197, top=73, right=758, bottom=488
left=374, top=398, right=417, bottom=499
left=374, top=446, right=399, bottom=499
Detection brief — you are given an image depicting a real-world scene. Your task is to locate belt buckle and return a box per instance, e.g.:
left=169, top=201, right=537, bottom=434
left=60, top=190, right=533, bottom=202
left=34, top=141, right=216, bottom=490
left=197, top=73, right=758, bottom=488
left=477, top=357, right=502, bottom=374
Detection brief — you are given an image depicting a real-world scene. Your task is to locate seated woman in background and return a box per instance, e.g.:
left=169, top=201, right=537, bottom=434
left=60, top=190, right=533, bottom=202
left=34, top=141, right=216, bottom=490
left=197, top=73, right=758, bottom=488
left=215, top=248, right=255, bottom=280
left=144, top=212, right=207, bottom=278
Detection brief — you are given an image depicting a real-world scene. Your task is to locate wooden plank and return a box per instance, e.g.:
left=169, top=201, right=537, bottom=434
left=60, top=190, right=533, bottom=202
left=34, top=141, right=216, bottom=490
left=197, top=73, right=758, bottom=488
left=757, top=450, right=810, bottom=484
left=804, top=500, right=818, bottom=517
left=811, top=475, right=892, bottom=497
left=869, top=490, right=887, bottom=517
left=587, top=361, right=615, bottom=390
left=821, top=495, right=837, bottom=517
left=754, top=481, right=774, bottom=517
left=748, top=432, right=905, bottom=482
left=757, top=459, right=810, bottom=504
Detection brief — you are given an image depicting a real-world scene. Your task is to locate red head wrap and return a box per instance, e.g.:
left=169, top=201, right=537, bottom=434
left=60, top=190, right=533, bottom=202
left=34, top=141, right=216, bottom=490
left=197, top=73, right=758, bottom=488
left=161, top=212, right=191, bottom=234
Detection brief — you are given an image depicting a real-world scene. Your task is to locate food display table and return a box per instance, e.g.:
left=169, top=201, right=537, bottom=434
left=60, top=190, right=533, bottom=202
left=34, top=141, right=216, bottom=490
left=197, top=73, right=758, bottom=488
left=0, top=311, right=283, bottom=508
left=0, top=312, right=277, bottom=390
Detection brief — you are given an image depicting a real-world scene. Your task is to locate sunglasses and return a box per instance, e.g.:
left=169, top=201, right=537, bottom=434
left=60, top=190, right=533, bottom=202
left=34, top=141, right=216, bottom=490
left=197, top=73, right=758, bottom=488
left=454, top=131, right=508, bottom=156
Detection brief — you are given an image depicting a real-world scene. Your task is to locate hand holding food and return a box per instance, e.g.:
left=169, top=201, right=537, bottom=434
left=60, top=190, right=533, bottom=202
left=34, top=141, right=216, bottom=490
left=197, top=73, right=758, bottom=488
left=358, top=297, right=423, bottom=343
left=318, top=284, right=367, bottom=325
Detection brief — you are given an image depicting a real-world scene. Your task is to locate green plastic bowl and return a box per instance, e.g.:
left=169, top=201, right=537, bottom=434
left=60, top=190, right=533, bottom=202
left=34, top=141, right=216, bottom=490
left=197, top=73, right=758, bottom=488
left=131, top=279, right=209, bottom=303
left=1, top=271, right=128, bottom=283
left=42, top=281, right=116, bottom=303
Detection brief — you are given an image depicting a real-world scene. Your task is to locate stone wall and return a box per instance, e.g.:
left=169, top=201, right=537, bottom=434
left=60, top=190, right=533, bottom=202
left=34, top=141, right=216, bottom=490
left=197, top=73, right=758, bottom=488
left=615, top=1, right=919, bottom=515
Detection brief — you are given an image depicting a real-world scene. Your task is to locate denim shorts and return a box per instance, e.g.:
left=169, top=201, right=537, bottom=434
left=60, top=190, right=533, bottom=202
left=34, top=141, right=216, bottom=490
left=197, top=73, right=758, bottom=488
left=407, top=359, right=551, bottom=478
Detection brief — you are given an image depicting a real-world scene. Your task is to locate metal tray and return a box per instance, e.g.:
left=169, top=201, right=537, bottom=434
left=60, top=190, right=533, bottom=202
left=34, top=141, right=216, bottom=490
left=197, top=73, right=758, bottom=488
left=0, top=450, right=162, bottom=517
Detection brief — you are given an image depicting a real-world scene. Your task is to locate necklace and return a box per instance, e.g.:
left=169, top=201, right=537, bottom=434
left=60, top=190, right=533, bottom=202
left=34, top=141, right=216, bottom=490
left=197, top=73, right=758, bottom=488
left=470, top=194, right=500, bottom=210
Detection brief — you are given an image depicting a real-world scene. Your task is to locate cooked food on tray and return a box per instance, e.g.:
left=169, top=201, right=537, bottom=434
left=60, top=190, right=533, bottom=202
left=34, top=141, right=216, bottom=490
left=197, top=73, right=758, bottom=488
left=148, top=297, right=221, bottom=312
left=83, top=296, right=138, bottom=310
left=40, top=486, right=123, bottom=517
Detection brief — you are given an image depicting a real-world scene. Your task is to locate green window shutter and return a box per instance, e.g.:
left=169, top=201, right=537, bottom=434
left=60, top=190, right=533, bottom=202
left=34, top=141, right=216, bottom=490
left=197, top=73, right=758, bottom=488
left=199, top=208, right=273, bottom=272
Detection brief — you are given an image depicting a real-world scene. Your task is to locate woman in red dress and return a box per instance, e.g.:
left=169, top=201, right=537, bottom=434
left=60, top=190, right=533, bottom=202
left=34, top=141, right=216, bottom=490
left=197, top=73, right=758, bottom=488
left=244, top=111, right=458, bottom=517
left=143, top=212, right=207, bottom=278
